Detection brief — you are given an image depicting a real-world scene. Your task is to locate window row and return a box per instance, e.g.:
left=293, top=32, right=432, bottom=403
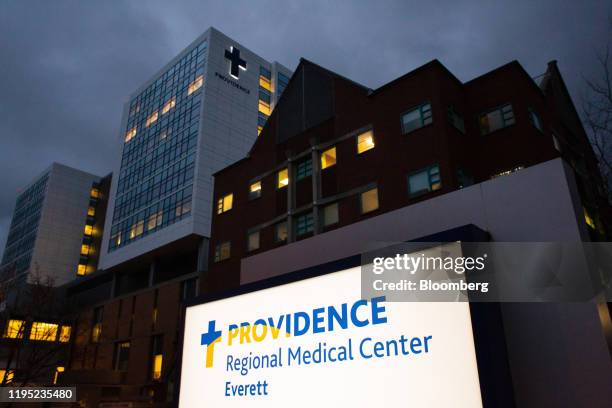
left=3, top=319, right=71, bottom=342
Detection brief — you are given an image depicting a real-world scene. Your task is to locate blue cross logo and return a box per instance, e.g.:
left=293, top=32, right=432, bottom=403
left=201, top=320, right=222, bottom=368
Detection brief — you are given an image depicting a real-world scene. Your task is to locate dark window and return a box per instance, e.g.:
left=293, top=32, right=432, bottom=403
left=407, top=165, right=441, bottom=197
left=296, top=158, right=313, bottom=180
left=213, top=242, right=231, bottom=262
left=260, top=66, right=271, bottom=79
left=181, top=278, right=198, bottom=300
left=295, top=213, right=314, bottom=236
left=528, top=108, right=543, bottom=132
left=91, top=306, right=103, bottom=343
left=247, top=230, right=260, bottom=252
left=479, top=104, right=515, bottom=135
left=447, top=106, right=465, bottom=134
left=401, top=103, right=432, bottom=134
left=114, top=341, right=130, bottom=371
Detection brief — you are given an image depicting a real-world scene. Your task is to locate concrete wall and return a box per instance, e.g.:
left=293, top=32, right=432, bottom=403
left=240, top=158, right=612, bottom=408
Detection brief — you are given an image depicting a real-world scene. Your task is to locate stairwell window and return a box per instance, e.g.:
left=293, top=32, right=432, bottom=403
left=407, top=165, right=441, bottom=197
left=479, top=103, right=515, bottom=135
left=401, top=103, right=432, bottom=134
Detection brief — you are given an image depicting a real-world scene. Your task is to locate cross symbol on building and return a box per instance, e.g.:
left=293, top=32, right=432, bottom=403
left=225, top=46, right=247, bottom=79
left=201, top=320, right=222, bottom=368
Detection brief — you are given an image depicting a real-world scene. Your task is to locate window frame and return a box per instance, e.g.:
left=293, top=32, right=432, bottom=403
left=479, top=103, right=515, bottom=135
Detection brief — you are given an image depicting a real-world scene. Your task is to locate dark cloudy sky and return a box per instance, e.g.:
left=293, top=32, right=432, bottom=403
left=0, top=0, right=610, bottom=258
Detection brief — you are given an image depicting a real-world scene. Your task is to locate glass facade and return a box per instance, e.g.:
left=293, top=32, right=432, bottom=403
left=108, top=41, right=207, bottom=252
left=0, top=171, right=49, bottom=276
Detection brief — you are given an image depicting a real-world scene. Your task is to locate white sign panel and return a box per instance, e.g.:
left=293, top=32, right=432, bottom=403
left=179, top=267, right=483, bottom=407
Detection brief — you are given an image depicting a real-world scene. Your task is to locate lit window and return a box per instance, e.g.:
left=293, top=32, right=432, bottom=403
left=152, top=354, right=163, bottom=380
left=274, top=222, right=288, bottom=242
left=125, top=128, right=137, bottom=143
left=80, top=244, right=91, bottom=256
left=258, top=125, right=263, bottom=135
left=584, top=208, right=596, bottom=230
left=77, top=263, right=87, bottom=276
left=408, top=165, right=442, bottom=197
left=53, top=366, right=65, bottom=385
left=214, top=242, right=231, bottom=262
left=479, top=104, right=515, bottom=135
left=147, top=211, right=163, bottom=231
left=0, top=369, right=14, bottom=384
left=59, top=326, right=71, bottom=342
left=91, top=307, right=103, bottom=343
left=129, top=220, right=144, bottom=239
left=151, top=335, right=163, bottom=380
left=259, top=100, right=271, bottom=116
left=401, top=103, right=432, bottom=134
left=161, top=97, right=176, bottom=114
left=84, top=224, right=93, bottom=236
left=322, top=203, right=339, bottom=227
left=87, top=206, right=96, bottom=216
left=216, top=193, right=233, bottom=214
left=145, top=111, right=159, bottom=127
left=112, top=232, right=122, bottom=247
left=320, top=147, right=337, bottom=170
left=259, top=75, right=272, bottom=91
left=90, top=188, right=101, bottom=199
left=247, top=230, right=260, bottom=252
left=529, top=108, right=543, bottom=132
left=187, top=75, right=203, bottom=95
left=30, top=322, right=58, bottom=341
left=295, top=213, right=314, bottom=236
left=175, top=199, right=192, bottom=217
left=3, top=319, right=24, bottom=339
left=360, top=188, right=379, bottom=214
left=448, top=106, right=465, bottom=134
left=357, top=130, right=375, bottom=154
left=249, top=181, right=262, bottom=200
left=277, top=168, right=289, bottom=189
left=296, top=158, right=313, bottom=180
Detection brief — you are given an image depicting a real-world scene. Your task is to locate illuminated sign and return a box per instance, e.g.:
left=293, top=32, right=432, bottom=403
left=179, top=267, right=483, bottom=406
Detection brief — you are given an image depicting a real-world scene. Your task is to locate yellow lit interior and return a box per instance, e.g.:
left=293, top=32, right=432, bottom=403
left=250, top=181, right=261, bottom=194
left=125, top=127, right=137, bottom=143
left=357, top=131, right=375, bottom=154
left=81, top=245, right=90, bottom=256
left=584, top=208, right=596, bottom=229
left=87, top=206, right=96, bottom=216
left=188, top=76, right=204, bottom=95
left=223, top=194, right=233, bottom=212
left=53, top=366, right=65, bottom=385
left=30, top=322, right=58, bottom=341
left=77, top=264, right=87, bottom=276
left=257, top=125, right=263, bottom=135
left=321, top=147, right=337, bottom=169
left=259, top=75, right=272, bottom=91
left=59, top=326, right=71, bottom=342
left=0, top=369, right=14, bottom=384
left=161, top=97, right=176, bottom=114
left=145, top=111, right=159, bottom=127
left=277, top=168, right=289, bottom=188
left=90, top=188, right=101, bottom=199
left=152, top=354, right=163, bottom=380
left=130, top=221, right=144, bottom=239
left=258, top=100, right=271, bottom=116
left=84, top=224, right=93, bottom=236
left=91, top=323, right=102, bottom=343
left=361, top=188, right=379, bottom=213
left=3, top=319, right=24, bottom=339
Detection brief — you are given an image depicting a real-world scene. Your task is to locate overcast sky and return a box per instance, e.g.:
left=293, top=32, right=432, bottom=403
left=0, top=0, right=610, bottom=259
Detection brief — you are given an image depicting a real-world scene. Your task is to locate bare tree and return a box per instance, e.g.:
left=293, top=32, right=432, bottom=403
left=583, top=18, right=612, bottom=200
left=0, top=265, right=75, bottom=387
